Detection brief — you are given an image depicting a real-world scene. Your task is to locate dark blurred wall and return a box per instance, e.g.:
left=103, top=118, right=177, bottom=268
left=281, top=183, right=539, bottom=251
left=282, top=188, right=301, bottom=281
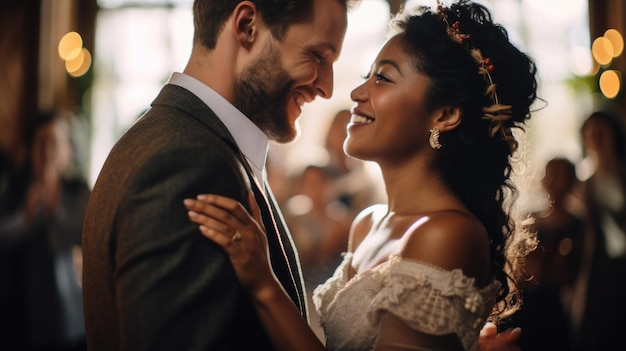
left=0, top=0, right=97, bottom=175
left=0, top=1, right=41, bottom=173
left=589, top=0, right=626, bottom=114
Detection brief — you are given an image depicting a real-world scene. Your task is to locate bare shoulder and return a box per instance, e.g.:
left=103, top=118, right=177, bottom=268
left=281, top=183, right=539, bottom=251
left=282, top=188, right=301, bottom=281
left=400, top=210, right=491, bottom=285
left=348, top=204, right=387, bottom=252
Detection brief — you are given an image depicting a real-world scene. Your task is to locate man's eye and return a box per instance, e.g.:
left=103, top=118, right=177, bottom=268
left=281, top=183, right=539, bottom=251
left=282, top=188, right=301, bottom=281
left=313, top=52, right=325, bottom=63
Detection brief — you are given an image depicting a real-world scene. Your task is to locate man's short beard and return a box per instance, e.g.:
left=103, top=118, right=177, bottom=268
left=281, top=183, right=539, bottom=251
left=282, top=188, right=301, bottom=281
left=233, top=43, right=299, bottom=144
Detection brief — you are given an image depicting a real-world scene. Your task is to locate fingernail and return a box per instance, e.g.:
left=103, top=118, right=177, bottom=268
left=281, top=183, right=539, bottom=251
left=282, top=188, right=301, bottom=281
left=187, top=210, right=197, bottom=218
left=184, top=199, right=194, bottom=206
left=197, top=194, right=208, bottom=200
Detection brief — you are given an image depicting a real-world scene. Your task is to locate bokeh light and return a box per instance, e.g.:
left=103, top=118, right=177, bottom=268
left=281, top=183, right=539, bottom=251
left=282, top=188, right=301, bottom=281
left=65, top=48, right=85, bottom=73
left=603, top=29, right=624, bottom=57
left=58, top=31, right=91, bottom=77
left=58, top=31, right=83, bottom=60
left=599, top=70, right=621, bottom=98
left=68, top=48, right=92, bottom=77
left=592, top=37, right=614, bottom=66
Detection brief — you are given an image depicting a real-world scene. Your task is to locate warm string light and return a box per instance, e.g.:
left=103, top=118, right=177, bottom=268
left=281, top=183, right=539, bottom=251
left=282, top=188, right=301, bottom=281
left=587, top=28, right=624, bottom=99
left=58, top=31, right=92, bottom=77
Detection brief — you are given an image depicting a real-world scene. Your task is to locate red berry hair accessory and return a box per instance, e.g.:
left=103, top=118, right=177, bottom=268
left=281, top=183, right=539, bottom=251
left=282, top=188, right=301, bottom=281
left=437, top=3, right=516, bottom=153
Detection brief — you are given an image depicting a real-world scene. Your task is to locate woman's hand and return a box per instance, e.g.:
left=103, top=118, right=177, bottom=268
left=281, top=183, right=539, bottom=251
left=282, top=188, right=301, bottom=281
left=186, top=192, right=327, bottom=351
left=184, top=191, right=280, bottom=298
left=478, top=322, right=522, bottom=351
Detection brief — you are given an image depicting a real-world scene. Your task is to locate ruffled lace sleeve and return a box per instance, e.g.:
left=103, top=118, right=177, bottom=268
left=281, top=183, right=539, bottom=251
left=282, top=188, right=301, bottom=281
left=367, top=256, right=499, bottom=351
left=313, top=252, right=353, bottom=318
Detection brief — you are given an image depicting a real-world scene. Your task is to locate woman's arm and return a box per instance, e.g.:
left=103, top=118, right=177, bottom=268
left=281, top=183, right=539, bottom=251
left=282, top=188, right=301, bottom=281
left=184, top=192, right=326, bottom=351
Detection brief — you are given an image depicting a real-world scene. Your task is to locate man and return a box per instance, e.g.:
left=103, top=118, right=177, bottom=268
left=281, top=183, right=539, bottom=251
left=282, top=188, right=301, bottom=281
left=82, top=0, right=348, bottom=350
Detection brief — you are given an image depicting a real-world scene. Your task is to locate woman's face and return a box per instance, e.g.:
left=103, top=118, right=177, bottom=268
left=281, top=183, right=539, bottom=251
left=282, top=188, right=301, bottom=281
left=344, top=35, right=435, bottom=164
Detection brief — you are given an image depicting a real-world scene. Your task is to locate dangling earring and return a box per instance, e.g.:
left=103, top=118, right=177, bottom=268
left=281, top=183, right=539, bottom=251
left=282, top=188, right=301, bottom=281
left=429, top=127, right=442, bottom=149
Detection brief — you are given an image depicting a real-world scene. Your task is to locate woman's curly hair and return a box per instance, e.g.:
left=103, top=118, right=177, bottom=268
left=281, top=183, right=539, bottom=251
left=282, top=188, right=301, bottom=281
left=389, top=0, right=539, bottom=321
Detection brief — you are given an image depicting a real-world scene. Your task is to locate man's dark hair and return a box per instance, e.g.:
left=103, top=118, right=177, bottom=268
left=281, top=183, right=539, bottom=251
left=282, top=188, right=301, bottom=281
left=193, top=0, right=353, bottom=49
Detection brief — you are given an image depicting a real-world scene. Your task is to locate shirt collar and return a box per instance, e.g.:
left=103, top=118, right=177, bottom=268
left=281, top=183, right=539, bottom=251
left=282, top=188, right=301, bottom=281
left=167, top=72, right=268, bottom=182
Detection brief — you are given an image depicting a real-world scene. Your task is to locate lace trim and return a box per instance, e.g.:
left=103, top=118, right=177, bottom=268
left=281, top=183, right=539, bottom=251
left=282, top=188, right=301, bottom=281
left=314, top=253, right=498, bottom=351
left=313, top=252, right=353, bottom=317
left=367, top=256, right=499, bottom=351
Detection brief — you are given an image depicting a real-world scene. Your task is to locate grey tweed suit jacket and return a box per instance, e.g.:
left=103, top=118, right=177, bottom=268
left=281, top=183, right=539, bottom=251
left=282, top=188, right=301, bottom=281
left=82, top=84, right=307, bottom=351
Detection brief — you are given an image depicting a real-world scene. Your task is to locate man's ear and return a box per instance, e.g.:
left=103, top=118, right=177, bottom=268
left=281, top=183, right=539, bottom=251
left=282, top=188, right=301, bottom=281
left=232, top=1, right=261, bottom=49
left=433, top=106, right=462, bottom=132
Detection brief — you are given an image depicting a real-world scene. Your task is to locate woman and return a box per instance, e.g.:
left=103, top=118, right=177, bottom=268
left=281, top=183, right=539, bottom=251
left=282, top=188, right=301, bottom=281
left=184, top=1, right=538, bottom=350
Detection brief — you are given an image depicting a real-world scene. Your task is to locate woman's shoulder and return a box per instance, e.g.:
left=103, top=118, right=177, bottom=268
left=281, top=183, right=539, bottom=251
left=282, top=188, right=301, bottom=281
left=400, top=210, right=491, bottom=285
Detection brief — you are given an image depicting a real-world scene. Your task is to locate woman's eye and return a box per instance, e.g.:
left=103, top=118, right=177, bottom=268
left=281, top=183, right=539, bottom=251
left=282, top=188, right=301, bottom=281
left=374, top=73, right=389, bottom=82
left=360, top=72, right=389, bottom=82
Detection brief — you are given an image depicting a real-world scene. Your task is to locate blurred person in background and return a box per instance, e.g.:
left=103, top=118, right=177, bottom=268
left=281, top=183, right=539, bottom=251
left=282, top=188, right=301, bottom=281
left=503, top=157, right=585, bottom=351
left=285, top=164, right=351, bottom=280
left=572, top=110, right=626, bottom=351
left=283, top=164, right=352, bottom=340
left=0, top=112, right=90, bottom=350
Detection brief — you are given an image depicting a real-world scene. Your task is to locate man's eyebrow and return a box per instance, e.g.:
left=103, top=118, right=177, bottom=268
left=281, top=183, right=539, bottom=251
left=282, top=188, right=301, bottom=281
left=315, top=42, right=339, bottom=55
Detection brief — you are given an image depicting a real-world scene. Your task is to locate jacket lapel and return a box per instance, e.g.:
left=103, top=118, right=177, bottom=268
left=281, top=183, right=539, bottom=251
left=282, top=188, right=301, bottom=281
left=151, top=84, right=307, bottom=317
left=150, top=84, right=238, bottom=150
left=264, top=182, right=308, bottom=319
left=247, top=179, right=308, bottom=320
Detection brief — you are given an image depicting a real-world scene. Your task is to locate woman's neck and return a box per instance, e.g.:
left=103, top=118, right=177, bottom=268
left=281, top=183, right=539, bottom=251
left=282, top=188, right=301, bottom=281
left=380, top=158, right=458, bottom=215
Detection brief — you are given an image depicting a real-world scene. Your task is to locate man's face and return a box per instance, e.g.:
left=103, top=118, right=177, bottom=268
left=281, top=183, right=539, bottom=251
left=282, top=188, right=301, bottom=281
left=234, top=0, right=347, bottom=143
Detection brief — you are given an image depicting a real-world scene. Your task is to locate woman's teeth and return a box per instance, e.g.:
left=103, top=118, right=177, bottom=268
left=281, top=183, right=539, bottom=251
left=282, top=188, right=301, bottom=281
left=351, top=115, right=374, bottom=124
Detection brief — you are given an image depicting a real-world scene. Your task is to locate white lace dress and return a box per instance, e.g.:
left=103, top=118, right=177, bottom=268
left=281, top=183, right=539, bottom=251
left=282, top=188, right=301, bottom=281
left=312, top=253, right=499, bottom=351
